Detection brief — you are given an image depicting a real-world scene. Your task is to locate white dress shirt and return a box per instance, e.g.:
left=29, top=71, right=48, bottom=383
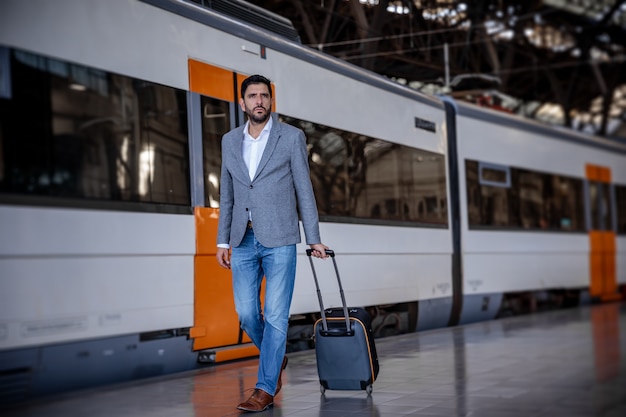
left=242, top=117, right=272, bottom=181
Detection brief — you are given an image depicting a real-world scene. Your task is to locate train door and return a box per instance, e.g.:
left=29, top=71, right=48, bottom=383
left=187, top=60, right=268, bottom=362
left=586, top=164, right=621, bottom=301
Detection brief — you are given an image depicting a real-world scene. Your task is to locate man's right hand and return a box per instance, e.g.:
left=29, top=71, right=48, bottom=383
left=216, top=247, right=231, bottom=269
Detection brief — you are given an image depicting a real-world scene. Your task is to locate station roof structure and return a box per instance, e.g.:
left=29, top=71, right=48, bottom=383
left=216, top=0, right=626, bottom=140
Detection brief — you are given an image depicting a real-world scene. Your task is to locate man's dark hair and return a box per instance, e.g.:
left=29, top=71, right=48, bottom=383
left=241, top=74, right=272, bottom=98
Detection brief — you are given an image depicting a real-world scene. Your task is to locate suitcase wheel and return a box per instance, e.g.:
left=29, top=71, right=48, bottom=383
left=320, top=384, right=373, bottom=395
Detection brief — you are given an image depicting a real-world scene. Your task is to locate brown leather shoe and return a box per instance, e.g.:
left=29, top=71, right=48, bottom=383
left=236, top=389, right=273, bottom=412
left=275, top=356, right=288, bottom=395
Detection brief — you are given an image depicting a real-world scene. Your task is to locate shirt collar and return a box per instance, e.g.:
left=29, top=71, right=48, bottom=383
left=244, top=116, right=273, bottom=141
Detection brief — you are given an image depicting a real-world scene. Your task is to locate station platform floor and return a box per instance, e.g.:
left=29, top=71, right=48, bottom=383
left=4, top=302, right=626, bottom=417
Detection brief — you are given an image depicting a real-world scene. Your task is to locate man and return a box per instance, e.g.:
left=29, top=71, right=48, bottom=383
left=216, top=74, right=328, bottom=412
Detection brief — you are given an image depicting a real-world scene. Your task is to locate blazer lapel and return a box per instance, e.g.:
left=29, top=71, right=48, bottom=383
left=231, top=125, right=249, bottom=180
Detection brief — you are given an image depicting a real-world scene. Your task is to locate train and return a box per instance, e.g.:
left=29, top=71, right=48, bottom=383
left=1, top=0, right=625, bottom=404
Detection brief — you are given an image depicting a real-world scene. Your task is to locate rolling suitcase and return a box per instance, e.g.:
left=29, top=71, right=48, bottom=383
left=306, top=249, right=380, bottom=394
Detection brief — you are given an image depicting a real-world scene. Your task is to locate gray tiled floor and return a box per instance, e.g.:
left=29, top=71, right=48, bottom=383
left=4, top=302, right=626, bottom=416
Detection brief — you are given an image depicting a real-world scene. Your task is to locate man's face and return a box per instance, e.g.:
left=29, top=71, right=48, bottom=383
left=240, top=83, right=272, bottom=124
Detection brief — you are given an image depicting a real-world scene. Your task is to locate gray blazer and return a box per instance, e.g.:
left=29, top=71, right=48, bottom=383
left=217, top=113, right=321, bottom=248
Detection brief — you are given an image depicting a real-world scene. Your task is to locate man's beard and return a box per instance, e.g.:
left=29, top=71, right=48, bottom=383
left=247, top=107, right=270, bottom=124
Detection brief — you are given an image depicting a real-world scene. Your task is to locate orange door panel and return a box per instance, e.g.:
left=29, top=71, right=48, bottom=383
left=191, top=208, right=262, bottom=361
left=188, top=59, right=235, bottom=101
left=586, top=164, right=621, bottom=302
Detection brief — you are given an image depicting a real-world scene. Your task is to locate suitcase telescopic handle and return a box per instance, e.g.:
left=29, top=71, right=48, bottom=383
left=306, top=249, right=352, bottom=334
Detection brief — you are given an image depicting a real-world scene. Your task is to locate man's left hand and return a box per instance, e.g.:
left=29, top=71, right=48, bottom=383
left=309, top=243, right=329, bottom=258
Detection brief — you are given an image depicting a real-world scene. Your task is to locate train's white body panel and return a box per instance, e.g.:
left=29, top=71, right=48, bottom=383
left=294, top=224, right=453, bottom=313
left=273, top=59, right=448, bottom=153
left=457, top=116, right=625, bottom=177
left=0, top=206, right=195, bottom=349
left=463, top=233, right=589, bottom=293
left=0, top=207, right=194, bottom=255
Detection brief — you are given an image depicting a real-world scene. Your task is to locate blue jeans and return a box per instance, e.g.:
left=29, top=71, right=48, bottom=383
left=231, top=227, right=296, bottom=395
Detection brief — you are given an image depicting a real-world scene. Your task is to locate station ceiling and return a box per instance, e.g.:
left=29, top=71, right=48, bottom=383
left=246, top=0, right=626, bottom=140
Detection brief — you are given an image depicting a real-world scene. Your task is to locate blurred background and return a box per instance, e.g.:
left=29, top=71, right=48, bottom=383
left=195, top=0, right=626, bottom=139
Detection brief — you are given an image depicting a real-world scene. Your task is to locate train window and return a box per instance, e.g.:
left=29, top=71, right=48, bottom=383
left=589, top=182, right=601, bottom=230
left=467, top=161, right=510, bottom=226
left=0, top=47, right=190, bottom=208
left=466, top=160, right=585, bottom=231
left=544, top=175, right=584, bottom=231
left=479, top=162, right=510, bottom=187
left=602, top=183, right=613, bottom=231
left=616, top=185, right=626, bottom=234
left=200, top=96, right=230, bottom=208
left=590, top=182, right=614, bottom=231
left=280, top=115, right=448, bottom=226
left=518, top=170, right=545, bottom=229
